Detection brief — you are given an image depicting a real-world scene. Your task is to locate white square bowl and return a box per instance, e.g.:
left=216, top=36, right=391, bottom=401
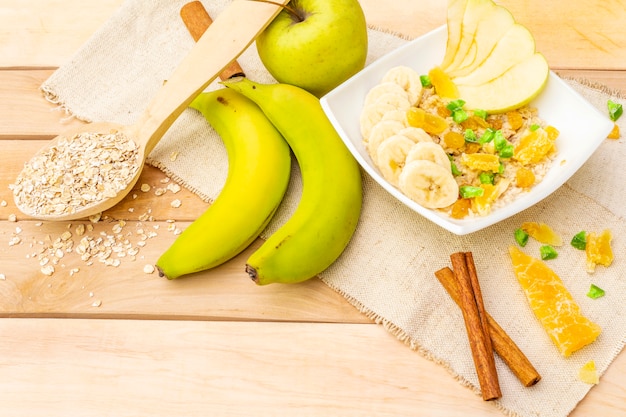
left=321, top=25, right=614, bottom=235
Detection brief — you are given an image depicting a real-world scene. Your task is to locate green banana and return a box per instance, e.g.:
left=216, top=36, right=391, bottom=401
left=156, top=88, right=291, bottom=279
left=222, top=77, right=363, bottom=285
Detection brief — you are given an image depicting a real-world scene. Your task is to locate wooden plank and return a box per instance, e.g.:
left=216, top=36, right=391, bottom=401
left=0, top=218, right=367, bottom=322
left=0, top=318, right=624, bottom=417
left=0, top=0, right=624, bottom=70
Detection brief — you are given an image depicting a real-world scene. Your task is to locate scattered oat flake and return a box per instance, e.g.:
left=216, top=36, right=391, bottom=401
left=0, top=273, right=6, bottom=280
left=169, top=151, right=179, bottom=161
left=41, top=265, right=55, bottom=276
left=167, top=183, right=181, bottom=193
left=170, top=199, right=182, bottom=208
left=89, top=213, right=102, bottom=223
left=8, top=214, right=17, bottom=222
left=140, top=183, right=151, bottom=192
left=0, top=200, right=7, bottom=207
left=154, top=187, right=166, bottom=196
left=92, top=300, right=102, bottom=307
left=143, top=264, right=155, bottom=274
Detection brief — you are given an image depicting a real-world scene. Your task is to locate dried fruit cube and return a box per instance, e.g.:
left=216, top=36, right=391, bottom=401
left=586, top=229, right=613, bottom=273
left=406, top=107, right=448, bottom=135
left=428, top=67, right=459, bottom=99
left=521, top=222, right=563, bottom=246
left=607, top=123, right=620, bottom=139
left=450, top=198, right=472, bottom=219
left=443, top=131, right=465, bottom=149
left=578, top=361, right=599, bottom=384
left=514, top=128, right=555, bottom=165
left=506, top=110, right=524, bottom=130
left=460, top=153, right=501, bottom=172
left=515, top=167, right=536, bottom=188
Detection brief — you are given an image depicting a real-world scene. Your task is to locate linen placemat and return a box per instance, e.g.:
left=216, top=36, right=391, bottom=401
left=40, top=1, right=626, bottom=416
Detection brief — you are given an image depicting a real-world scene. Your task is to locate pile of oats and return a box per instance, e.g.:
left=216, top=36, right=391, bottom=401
left=10, top=130, right=141, bottom=217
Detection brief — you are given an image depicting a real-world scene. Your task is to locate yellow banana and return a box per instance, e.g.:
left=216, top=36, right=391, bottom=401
left=222, top=77, right=363, bottom=285
left=155, top=88, right=291, bottom=279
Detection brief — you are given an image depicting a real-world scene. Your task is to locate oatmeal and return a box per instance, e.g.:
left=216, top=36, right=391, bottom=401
left=11, top=130, right=141, bottom=217
left=360, top=65, right=558, bottom=218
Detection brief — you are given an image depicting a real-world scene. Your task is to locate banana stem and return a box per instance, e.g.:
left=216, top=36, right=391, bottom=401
left=249, top=0, right=303, bottom=22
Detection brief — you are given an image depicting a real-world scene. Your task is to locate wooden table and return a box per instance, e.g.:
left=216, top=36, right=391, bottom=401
left=1, top=1, right=625, bottom=415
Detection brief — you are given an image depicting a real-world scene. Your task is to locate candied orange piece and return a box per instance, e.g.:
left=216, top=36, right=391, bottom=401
left=578, top=361, right=599, bottom=384
left=464, top=142, right=481, bottom=154
left=428, top=66, right=459, bottom=99
left=450, top=198, right=471, bottom=219
left=514, top=128, right=555, bottom=165
left=507, top=111, right=524, bottom=130
left=508, top=246, right=602, bottom=357
left=443, top=131, right=465, bottom=149
left=515, top=167, right=536, bottom=188
left=607, top=123, right=620, bottom=139
left=586, top=229, right=613, bottom=273
left=545, top=125, right=560, bottom=141
left=520, top=222, right=563, bottom=246
left=406, top=107, right=448, bottom=135
left=460, top=153, right=500, bottom=172
left=471, top=179, right=510, bottom=216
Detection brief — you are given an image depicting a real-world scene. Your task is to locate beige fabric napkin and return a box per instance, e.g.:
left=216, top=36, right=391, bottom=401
left=41, top=1, right=626, bottom=416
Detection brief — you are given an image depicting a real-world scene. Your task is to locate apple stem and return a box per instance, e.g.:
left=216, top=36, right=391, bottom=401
left=250, top=0, right=303, bottom=22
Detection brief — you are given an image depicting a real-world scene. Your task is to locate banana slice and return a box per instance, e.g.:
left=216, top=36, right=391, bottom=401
left=382, top=66, right=423, bottom=105
left=398, top=160, right=459, bottom=209
left=381, top=109, right=409, bottom=126
left=397, top=126, right=433, bottom=144
left=360, top=102, right=396, bottom=139
left=364, top=82, right=409, bottom=107
left=405, top=142, right=452, bottom=173
left=366, top=120, right=406, bottom=162
left=376, top=135, right=416, bottom=186
left=372, top=92, right=412, bottom=110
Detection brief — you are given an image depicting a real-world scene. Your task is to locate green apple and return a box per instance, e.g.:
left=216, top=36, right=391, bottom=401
left=255, top=0, right=368, bottom=98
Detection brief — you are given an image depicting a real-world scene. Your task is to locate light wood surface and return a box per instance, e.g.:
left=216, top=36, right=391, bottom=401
left=1, top=1, right=625, bottom=416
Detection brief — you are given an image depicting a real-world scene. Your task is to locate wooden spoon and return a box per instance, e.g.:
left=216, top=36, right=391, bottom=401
left=12, top=0, right=287, bottom=221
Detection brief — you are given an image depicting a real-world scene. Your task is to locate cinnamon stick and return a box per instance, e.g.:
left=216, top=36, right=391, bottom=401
left=435, top=266, right=541, bottom=388
left=450, top=252, right=501, bottom=401
left=180, top=1, right=246, bottom=80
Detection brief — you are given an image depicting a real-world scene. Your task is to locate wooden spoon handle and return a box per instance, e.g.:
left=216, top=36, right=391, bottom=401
left=180, top=1, right=245, bottom=80
left=137, top=0, right=287, bottom=154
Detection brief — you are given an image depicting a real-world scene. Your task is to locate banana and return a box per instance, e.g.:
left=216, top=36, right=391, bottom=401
left=221, top=77, right=363, bottom=285
left=381, top=65, right=423, bottom=105
left=376, top=134, right=416, bottom=186
left=155, top=88, right=291, bottom=279
left=405, top=141, right=452, bottom=173
left=363, top=81, right=408, bottom=107
left=366, top=119, right=405, bottom=162
left=398, top=160, right=459, bottom=209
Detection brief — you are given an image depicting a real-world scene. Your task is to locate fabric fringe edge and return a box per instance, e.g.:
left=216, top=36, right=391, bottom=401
left=367, top=24, right=414, bottom=41
left=318, top=275, right=523, bottom=417
left=40, top=84, right=93, bottom=124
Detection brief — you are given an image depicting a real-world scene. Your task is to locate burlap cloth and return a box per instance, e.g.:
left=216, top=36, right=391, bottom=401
left=41, top=1, right=626, bottom=416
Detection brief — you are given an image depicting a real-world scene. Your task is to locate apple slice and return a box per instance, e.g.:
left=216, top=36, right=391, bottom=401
left=443, top=0, right=497, bottom=73
left=446, top=5, right=516, bottom=77
left=440, top=0, right=468, bottom=69
left=455, top=53, right=549, bottom=113
left=452, top=24, right=536, bottom=86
